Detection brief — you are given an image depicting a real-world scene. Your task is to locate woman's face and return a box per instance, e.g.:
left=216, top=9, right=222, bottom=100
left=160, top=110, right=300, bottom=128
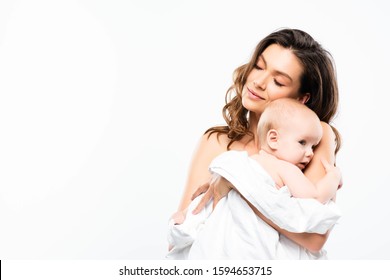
left=242, top=44, right=305, bottom=115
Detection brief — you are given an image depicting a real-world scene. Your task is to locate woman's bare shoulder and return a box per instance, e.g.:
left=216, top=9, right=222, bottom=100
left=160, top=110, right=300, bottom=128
left=320, top=122, right=336, bottom=141
left=197, top=131, right=230, bottom=156
left=319, top=122, right=337, bottom=153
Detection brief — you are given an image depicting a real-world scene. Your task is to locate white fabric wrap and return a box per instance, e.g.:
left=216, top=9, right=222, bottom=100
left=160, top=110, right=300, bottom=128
left=210, top=151, right=341, bottom=234
left=166, top=151, right=341, bottom=260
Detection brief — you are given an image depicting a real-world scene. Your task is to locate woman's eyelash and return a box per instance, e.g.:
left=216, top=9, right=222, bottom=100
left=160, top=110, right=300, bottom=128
left=274, top=79, right=284, bottom=86
left=253, top=65, right=284, bottom=86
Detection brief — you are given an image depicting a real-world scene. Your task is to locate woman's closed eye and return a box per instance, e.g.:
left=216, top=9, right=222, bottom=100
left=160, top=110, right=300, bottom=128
left=273, top=79, right=285, bottom=87
left=254, top=64, right=264, bottom=70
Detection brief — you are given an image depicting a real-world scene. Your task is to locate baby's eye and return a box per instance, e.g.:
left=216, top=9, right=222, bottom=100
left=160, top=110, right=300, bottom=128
left=298, top=140, right=306, bottom=145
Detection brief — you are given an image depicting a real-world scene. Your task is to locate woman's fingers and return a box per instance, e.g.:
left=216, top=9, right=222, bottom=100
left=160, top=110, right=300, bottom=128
left=190, top=174, right=233, bottom=215
left=170, top=210, right=186, bottom=225
left=191, top=181, right=210, bottom=201
left=192, top=186, right=213, bottom=214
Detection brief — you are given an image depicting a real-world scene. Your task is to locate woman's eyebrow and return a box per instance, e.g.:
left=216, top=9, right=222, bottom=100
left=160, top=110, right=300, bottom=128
left=260, top=54, right=293, bottom=82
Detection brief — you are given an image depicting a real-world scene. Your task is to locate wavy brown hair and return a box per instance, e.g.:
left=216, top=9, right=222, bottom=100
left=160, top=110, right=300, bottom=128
left=206, top=28, right=341, bottom=153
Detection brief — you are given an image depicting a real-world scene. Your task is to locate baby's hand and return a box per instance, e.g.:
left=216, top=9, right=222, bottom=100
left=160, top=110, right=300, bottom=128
left=321, top=159, right=343, bottom=189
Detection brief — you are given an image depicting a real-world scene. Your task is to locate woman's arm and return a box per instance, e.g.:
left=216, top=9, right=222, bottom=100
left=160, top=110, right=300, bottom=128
left=245, top=199, right=329, bottom=252
left=192, top=172, right=331, bottom=252
left=177, top=132, right=228, bottom=211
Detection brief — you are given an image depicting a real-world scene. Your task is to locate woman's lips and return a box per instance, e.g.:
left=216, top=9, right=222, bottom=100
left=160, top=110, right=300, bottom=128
left=247, top=87, right=264, bottom=100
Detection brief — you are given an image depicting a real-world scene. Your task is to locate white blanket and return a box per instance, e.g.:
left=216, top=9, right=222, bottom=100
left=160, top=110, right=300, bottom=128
left=167, top=151, right=341, bottom=259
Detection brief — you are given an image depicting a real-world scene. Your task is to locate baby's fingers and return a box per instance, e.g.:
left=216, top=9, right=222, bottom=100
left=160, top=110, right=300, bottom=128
left=320, top=158, right=332, bottom=171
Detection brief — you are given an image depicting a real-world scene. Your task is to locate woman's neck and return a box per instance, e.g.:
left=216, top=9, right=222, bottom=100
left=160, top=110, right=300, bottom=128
left=248, top=112, right=261, bottom=132
left=237, top=113, right=260, bottom=155
left=248, top=112, right=261, bottom=151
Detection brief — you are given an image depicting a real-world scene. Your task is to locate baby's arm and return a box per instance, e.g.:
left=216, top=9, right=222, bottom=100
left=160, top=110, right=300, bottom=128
left=279, top=159, right=341, bottom=204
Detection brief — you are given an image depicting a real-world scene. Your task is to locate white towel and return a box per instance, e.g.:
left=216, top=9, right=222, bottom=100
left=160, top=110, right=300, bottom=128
left=210, top=151, right=341, bottom=234
left=166, top=151, right=341, bottom=259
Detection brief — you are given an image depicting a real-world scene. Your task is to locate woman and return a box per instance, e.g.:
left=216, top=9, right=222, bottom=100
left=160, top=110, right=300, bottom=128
left=174, top=28, right=341, bottom=252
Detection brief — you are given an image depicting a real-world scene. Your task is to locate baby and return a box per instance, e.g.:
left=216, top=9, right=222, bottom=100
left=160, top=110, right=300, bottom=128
left=167, top=98, right=341, bottom=259
left=251, top=97, right=341, bottom=203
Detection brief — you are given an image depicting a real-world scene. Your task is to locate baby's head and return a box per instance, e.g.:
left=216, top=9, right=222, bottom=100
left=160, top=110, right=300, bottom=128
left=258, top=98, right=323, bottom=170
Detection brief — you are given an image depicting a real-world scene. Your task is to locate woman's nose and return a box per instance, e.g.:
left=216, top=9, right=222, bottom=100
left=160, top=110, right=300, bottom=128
left=253, top=73, right=267, bottom=90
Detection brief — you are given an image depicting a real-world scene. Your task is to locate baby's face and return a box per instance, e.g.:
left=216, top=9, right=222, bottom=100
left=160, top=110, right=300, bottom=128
left=275, top=116, right=322, bottom=170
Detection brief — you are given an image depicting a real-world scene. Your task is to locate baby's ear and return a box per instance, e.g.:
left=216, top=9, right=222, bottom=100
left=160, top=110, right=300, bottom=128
left=297, top=93, right=310, bottom=104
left=267, top=129, right=279, bottom=150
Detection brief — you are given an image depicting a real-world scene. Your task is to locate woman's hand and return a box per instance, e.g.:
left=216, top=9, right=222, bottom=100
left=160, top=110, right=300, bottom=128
left=191, top=173, right=233, bottom=214
left=170, top=209, right=187, bottom=225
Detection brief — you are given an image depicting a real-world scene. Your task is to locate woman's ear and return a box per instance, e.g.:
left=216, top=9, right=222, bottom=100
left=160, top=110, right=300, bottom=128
left=267, top=129, right=279, bottom=150
left=297, top=93, right=310, bottom=104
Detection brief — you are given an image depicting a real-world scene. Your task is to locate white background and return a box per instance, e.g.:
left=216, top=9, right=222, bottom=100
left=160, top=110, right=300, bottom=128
left=0, top=0, right=389, bottom=259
